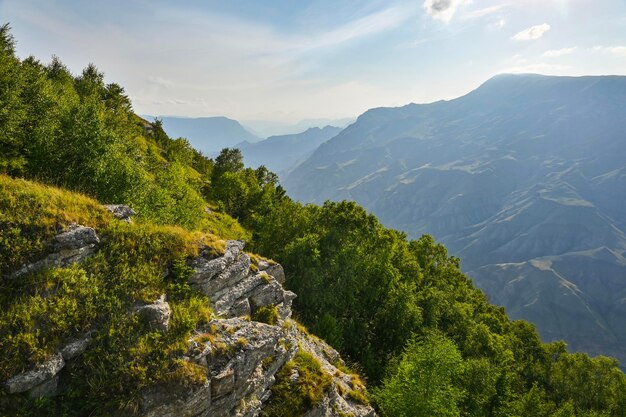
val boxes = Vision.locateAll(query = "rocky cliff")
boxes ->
[2,204,375,417]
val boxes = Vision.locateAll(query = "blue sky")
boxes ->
[2,0,626,123]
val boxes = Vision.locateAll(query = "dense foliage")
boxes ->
[2,24,626,416]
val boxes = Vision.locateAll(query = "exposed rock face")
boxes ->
[104,204,136,222]
[4,238,375,416]
[139,240,376,417]
[10,224,99,279]
[188,241,295,320]
[60,332,94,361]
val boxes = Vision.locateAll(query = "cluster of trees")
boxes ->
[0,24,281,230]
[248,200,626,416]
[2,24,625,416]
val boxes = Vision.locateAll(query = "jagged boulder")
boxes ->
[54,224,99,250]
[189,241,294,319]
[140,318,297,417]
[136,295,171,331]
[138,239,376,417]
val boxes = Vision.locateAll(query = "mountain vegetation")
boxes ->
[283,73,626,367]
[1,24,626,416]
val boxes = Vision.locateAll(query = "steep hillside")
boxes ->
[284,74,626,364]
[152,116,261,154]
[238,126,342,176]
[0,175,374,417]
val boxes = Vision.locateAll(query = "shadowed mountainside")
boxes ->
[284,74,626,365]
[237,125,343,177]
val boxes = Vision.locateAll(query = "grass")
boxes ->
[0,174,111,277]
[0,175,228,415]
[252,305,280,325]
[261,350,333,417]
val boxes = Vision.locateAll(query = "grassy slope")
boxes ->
[0,174,247,415]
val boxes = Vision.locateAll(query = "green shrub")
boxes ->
[252,305,279,325]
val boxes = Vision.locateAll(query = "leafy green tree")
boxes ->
[0,24,26,174]
[212,147,244,182]
[374,333,465,417]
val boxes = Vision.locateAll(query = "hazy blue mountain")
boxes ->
[284,74,626,365]
[242,117,354,137]
[237,126,343,176]
[146,116,261,154]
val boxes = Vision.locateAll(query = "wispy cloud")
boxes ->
[543,47,577,57]
[423,0,469,23]
[512,23,551,41]
[301,4,417,51]
[461,5,507,20]
[592,45,626,58]
[500,63,570,74]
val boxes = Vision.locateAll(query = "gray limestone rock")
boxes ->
[141,382,211,417]
[265,264,286,284]
[189,240,248,296]
[10,224,99,279]
[28,375,60,398]
[104,204,136,222]
[4,353,65,394]
[211,367,235,399]
[60,332,94,360]
[136,295,171,331]
[54,224,99,250]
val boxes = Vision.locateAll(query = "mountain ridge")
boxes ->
[283,73,626,365]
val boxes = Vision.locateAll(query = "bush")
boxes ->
[252,305,279,325]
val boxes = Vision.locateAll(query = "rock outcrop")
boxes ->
[4,331,95,398]
[10,224,100,279]
[138,240,376,417]
[4,235,375,416]
[104,204,136,222]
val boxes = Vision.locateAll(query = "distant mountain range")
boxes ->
[144,116,261,154]
[237,126,343,176]
[283,74,626,365]
[242,117,354,137]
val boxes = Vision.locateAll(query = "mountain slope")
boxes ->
[238,125,342,176]
[151,116,261,154]
[284,74,626,365]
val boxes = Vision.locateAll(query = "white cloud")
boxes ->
[461,5,507,20]
[423,0,469,23]
[512,23,551,41]
[494,18,507,28]
[543,47,577,57]
[592,46,626,58]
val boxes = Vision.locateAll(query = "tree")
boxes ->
[374,333,465,417]
[0,24,26,174]
[212,147,244,183]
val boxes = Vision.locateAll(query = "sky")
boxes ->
[2,0,626,124]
